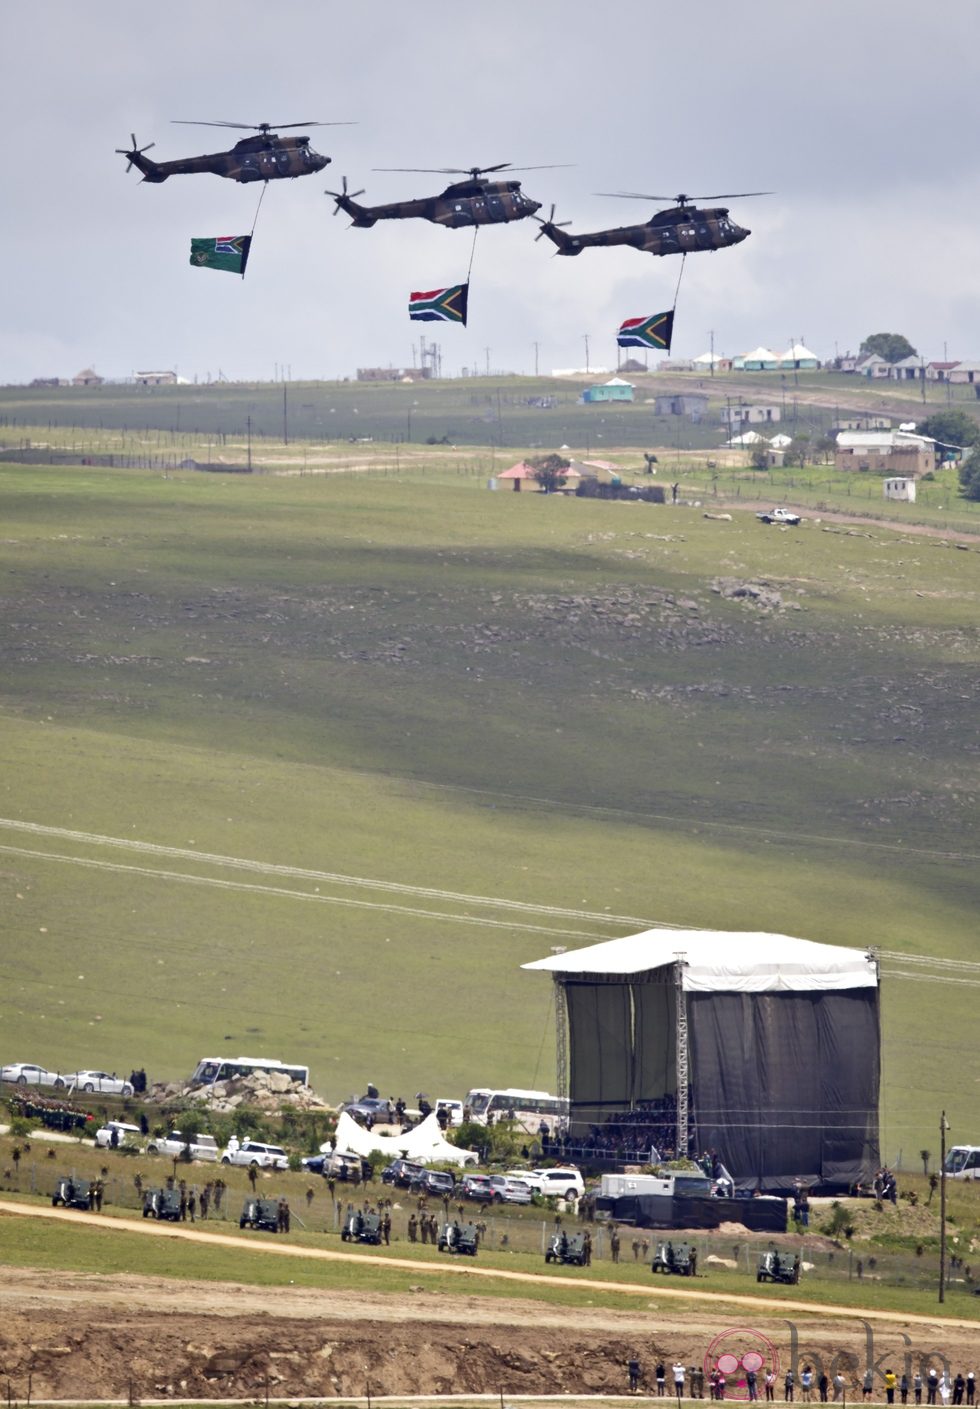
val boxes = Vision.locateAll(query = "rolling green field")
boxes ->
[0,408,978,1163]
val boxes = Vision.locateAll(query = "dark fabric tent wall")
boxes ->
[565,977,675,1125]
[688,987,880,1190]
[561,967,879,1192]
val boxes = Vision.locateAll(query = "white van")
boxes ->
[145,1131,220,1162]
[436,1099,464,1127]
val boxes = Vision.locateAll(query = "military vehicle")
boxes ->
[116,120,351,185]
[240,1197,282,1231]
[757,1250,801,1284]
[544,1231,588,1266]
[142,1188,182,1221]
[52,1176,91,1210]
[341,1209,383,1244]
[651,1240,698,1276]
[328,163,564,229]
[534,191,768,258]
[437,1221,479,1256]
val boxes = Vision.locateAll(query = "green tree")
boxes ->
[920,1148,931,1176]
[786,434,811,468]
[527,453,570,493]
[918,411,980,498]
[859,332,917,363]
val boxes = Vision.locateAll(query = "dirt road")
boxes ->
[1,1202,977,1402]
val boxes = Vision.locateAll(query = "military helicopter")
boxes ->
[534,190,769,257]
[327,163,567,229]
[116,120,352,184]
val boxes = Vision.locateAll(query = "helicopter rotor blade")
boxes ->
[595,189,773,203]
[116,135,155,172]
[172,119,355,131]
[534,205,572,239]
[325,176,365,212]
[372,163,573,176]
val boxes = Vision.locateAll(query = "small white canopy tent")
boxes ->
[333,1111,478,1166]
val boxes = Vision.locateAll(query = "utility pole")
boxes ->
[709,328,715,377]
[283,384,288,445]
[246,414,252,472]
[583,333,590,374]
[939,1110,949,1303]
[484,346,491,377]
[533,341,539,377]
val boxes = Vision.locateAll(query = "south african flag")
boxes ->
[189,234,252,277]
[617,310,674,351]
[408,283,468,324]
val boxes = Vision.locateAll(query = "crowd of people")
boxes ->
[544,1095,681,1163]
[624,1363,978,1403]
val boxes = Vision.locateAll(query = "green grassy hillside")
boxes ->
[0,454,977,1163]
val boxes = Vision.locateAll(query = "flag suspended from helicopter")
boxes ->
[617,310,674,351]
[189,234,252,277]
[408,283,468,325]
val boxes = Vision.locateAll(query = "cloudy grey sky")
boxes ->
[3,1,979,383]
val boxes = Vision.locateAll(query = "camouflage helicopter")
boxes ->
[327,162,567,229]
[534,189,769,257]
[116,119,352,185]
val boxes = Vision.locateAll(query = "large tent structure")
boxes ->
[523,930,880,1191]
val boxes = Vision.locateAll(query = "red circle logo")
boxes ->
[705,1328,780,1401]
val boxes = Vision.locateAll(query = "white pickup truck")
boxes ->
[145,1131,220,1162]
[756,507,802,525]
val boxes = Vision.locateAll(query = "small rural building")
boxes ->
[733,346,780,371]
[835,430,935,477]
[582,377,634,403]
[854,353,891,379]
[357,366,432,381]
[948,361,980,385]
[925,361,959,382]
[838,352,860,372]
[72,367,103,386]
[833,415,891,432]
[777,343,820,370]
[693,351,733,372]
[497,461,581,492]
[889,355,922,382]
[883,477,917,502]
[720,403,781,428]
[135,370,178,386]
[655,393,709,418]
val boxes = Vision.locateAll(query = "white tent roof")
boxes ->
[779,343,819,362]
[522,928,877,993]
[332,1111,478,1166]
[603,376,634,386]
[768,433,793,448]
[740,346,778,362]
[728,430,766,445]
[693,351,724,365]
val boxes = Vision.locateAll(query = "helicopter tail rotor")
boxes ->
[533,205,575,253]
[325,176,373,226]
[116,134,164,181]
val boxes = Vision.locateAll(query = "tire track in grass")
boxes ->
[0,817,658,928]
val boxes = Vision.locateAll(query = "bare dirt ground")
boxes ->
[1,1206,976,1402]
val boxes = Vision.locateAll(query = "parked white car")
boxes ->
[530,1166,585,1199]
[95,1121,142,1150]
[145,1131,220,1161]
[220,1138,289,1170]
[435,1098,464,1127]
[58,1070,134,1096]
[1,1062,61,1087]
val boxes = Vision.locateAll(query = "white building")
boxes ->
[884,477,917,502]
